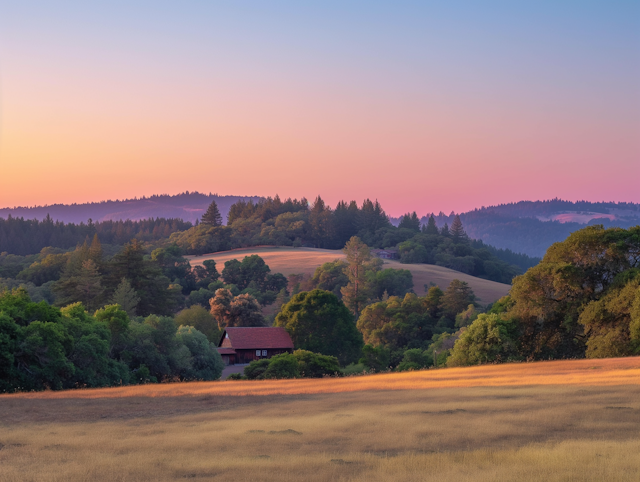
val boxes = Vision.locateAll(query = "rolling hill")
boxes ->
[401,200,640,258]
[0,192,260,224]
[187,247,511,304]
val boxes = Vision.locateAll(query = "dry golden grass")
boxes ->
[2,358,640,481]
[187,247,510,303]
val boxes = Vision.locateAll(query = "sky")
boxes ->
[0,1,638,216]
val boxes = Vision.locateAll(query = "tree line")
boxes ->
[440,225,640,366]
[0,290,224,392]
[0,215,191,256]
[170,196,533,284]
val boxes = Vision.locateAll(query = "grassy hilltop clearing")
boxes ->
[2,358,640,481]
[187,247,511,304]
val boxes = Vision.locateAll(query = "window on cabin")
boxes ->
[262,350,267,357]
[256,350,261,357]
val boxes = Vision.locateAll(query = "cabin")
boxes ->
[217,327,294,365]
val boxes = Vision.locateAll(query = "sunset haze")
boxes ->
[1,1,638,215]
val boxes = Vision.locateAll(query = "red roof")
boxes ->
[218,327,294,350]
[217,348,236,355]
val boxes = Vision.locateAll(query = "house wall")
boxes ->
[220,354,236,366]
[234,348,293,365]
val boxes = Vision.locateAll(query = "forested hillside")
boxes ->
[0,216,191,256]
[170,196,532,283]
[390,199,640,258]
[5,194,638,258]
[0,192,260,225]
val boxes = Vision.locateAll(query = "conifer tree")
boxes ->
[450,215,466,243]
[75,259,104,311]
[441,223,450,237]
[309,196,335,248]
[399,211,420,231]
[201,201,223,226]
[88,234,103,265]
[111,278,141,317]
[424,215,439,235]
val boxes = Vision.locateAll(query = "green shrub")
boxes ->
[263,353,300,379]
[396,348,431,371]
[359,344,390,372]
[226,373,246,380]
[244,359,270,380]
[293,350,341,378]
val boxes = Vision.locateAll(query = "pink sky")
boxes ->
[1,3,638,217]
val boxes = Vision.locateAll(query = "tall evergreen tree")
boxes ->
[450,215,466,243]
[88,234,103,265]
[75,259,104,311]
[53,242,95,307]
[309,196,335,248]
[201,201,223,226]
[424,215,439,235]
[398,212,420,232]
[334,200,359,247]
[110,278,141,317]
[108,240,170,316]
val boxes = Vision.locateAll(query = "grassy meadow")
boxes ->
[2,358,640,481]
[187,247,510,303]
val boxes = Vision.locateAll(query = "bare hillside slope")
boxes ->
[188,247,510,304]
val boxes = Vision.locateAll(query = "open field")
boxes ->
[2,358,640,481]
[187,247,511,303]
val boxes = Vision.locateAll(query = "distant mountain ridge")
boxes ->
[467,199,640,221]
[3,195,639,259]
[0,192,261,225]
[390,199,640,258]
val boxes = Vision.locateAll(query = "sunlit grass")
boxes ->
[6,357,640,400]
[2,358,640,481]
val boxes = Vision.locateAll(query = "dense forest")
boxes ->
[0,216,191,256]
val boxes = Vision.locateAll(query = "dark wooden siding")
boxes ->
[234,348,293,364]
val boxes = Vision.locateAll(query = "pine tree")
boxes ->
[441,223,450,237]
[398,211,420,232]
[75,259,104,311]
[334,200,359,247]
[309,196,335,248]
[110,278,141,317]
[424,215,439,235]
[201,201,223,226]
[450,215,466,243]
[88,234,103,265]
